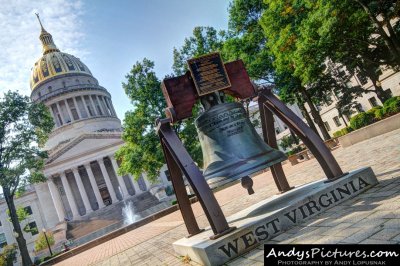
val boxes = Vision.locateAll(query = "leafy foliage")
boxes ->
[173,27,226,75]
[0,91,53,265]
[116,59,203,183]
[382,96,400,115]
[115,59,167,183]
[34,231,55,252]
[333,126,354,138]
[279,134,299,150]
[0,244,17,266]
[349,112,375,130]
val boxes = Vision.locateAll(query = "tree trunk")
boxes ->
[371,80,391,103]
[299,87,331,140]
[297,98,320,137]
[3,187,33,266]
[355,0,400,65]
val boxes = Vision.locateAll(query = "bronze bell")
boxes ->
[195,102,287,191]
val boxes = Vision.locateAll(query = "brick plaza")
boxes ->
[56,128,400,265]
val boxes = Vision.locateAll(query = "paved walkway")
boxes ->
[56,128,400,266]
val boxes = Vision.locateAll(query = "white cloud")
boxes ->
[0,0,86,96]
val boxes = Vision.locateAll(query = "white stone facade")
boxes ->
[0,20,161,262]
[312,68,400,136]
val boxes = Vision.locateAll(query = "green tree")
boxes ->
[0,244,17,266]
[293,0,393,103]
[223,0,275,83]
[34,231,55,252]
[0,91,53,266]
[173,26,226,75]
[115,59,202,183]
[260,0,344,140]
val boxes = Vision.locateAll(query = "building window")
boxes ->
[24,206,33,215]
[76,96,88,118]
[24,221,38,236]
[356,72,368,85]
[84,96,94,116]
[368,97,378,107]
[356,104,364,112]
[324,121,331,131]
[67,98,80,120]
[0,233,7,248]
[48,86,52,92]
[333,116,342,127]
[51,104,62,127]
[62,81,66,88]
[58,186,65,196]
[385,89,393,97]
[91,95,103,115]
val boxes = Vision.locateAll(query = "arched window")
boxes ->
[48,86,52,92]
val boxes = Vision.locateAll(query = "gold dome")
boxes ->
[30,14,93,91]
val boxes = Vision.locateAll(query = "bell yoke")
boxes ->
[157,53,344,239]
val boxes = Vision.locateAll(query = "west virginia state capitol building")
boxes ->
[0,19,169,259]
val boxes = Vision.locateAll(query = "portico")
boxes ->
[46,155,148,221]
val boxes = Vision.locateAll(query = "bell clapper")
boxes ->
[241,176,254,195]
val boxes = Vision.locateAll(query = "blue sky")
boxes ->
[0,0,230,120]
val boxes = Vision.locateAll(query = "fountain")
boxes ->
[122,201,139,225]
[119,186,139,225]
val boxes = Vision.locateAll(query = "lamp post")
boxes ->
[42,228,53,256]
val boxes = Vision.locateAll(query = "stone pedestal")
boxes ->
[173,167,378,266]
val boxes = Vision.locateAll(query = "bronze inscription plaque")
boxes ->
[187,52,231,96]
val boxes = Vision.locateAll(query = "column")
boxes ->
[96,95,106,116]
[72,167,92,214]
[81,96,92,117]
[130,174,142,195]
[105,97,116,116]
[110,156,129,199]
[55,102,65,124]
[64,99,74,122]
[48,177,65,222]
[89,95,99,116]
[99,96,110,116]
[98,159,118,203]
[60,171,80,218]
[142,173,152,190]
[72,97,83,119]
[84,163,105,209]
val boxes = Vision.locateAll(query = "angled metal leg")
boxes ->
[160,138,202,236]
[258,88,343,180]
[157,118,235,238]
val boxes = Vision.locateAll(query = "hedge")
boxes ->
[335,96,400,136]
[349,112,375,130]
[382,96,400,116]
[333,126,353,138]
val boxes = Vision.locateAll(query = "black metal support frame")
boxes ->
[156,87,343,239]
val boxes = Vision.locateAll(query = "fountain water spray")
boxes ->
[119,186,139,225]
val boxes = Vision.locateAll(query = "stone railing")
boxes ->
[338,112,400,148]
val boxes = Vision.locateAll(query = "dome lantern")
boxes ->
[35,13,60,55]
[30,14,93,91]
